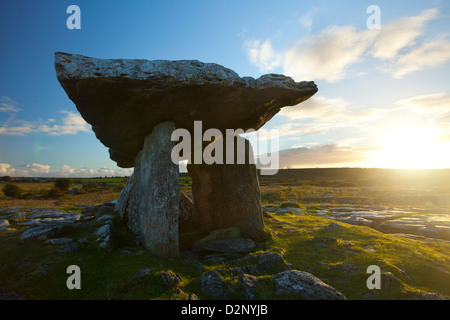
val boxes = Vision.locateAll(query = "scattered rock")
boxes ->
[185,293,199,300]
[308,236,337,246]
[323,222,344,231]
[381,272,403,290]
[239,274,259,300]
[272,270,346,300]
[404,291,449,300]
[45,237,73,245]
[161,271,183,287]
[258,252,285,271]
[77,237,89,244]
[0,220,10,231]
[129,268,151,281]
[20,224,73,244]
[98,214,115,222]
[36,264,51,276]
[0,287,27,300]
[200,270,227,299]
[280,202,301,209]
[97,205,114,218]
[363,245,377,252]
[341,262,361,274]
[230,265,260,277]
[203,253,226,263]
[57,243,79,253]
[18,259,32,270]
[94,224,111,238]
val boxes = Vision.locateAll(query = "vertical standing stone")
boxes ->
[187,135,266,242]
[127,121,180,258]
[115,174,133,223]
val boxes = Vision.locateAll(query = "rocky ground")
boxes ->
[264,202,450,243]
[1,198,449,300]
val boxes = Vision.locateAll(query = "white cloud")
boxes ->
[244,8,450,82]
[371,8,439,60]
[13,164,51,177]
[389,38,450,78]
[284,26,375,82]
[298,7,318,30]
[396,92,450,115]
[276,95,385,138]
[0,96,21,113]
[244,38,282,73]
[0,163,15,176]
[1,163,133,178]
[277,143,373,168]
[0,110,91,136]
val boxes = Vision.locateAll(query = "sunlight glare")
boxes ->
[370,126,450,169]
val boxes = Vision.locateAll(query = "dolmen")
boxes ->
[55,52,318,257]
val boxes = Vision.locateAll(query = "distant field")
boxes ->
[2,168,450,208]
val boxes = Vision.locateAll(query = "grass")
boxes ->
[1,206,449,300]
[1,168,449,299]
[264,209,450,299]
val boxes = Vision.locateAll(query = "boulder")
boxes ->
[20,224,73,244]
[258,252,285,271]
[381,272,403,290]
[54,52,318,168]
[200,270,227,299]
[0,220,10,231]
[239,274,259,300]
[160,271,183,287]
[44,237,73,245]
[272,270,346,300]
[280,202,301,209]
[129,268,152,281]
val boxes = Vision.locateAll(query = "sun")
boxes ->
[369,125,450,169]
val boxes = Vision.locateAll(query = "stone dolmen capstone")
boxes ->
[55,52,318,258]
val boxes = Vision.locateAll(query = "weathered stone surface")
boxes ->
[20,224,73,244]
[280,202,301,209]
[192,238,256,254]
[55,52,318,168]
[44,237,73,245]
[272,270,346,300]
[115,174,133,222]
[127,122,180,258]
[239,274,259,300]
[258,252,285,271]
[187,137,266,242]
[160,271,183,287]
[0,220,10,231]
[179,193,196,226]
[130,268,151,281]
[381,272,403,290]
[200,270,227,299]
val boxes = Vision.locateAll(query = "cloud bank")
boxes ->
[245,8,450,82]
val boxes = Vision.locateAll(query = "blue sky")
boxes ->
[1,0,450,177]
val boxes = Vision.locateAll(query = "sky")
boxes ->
[1,0,450,177]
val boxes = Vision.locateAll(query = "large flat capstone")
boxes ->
[55,52,318,167]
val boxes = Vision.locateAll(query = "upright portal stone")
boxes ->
[127,122,180,258]
[115,174,133,223]
[187,136,266,242]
